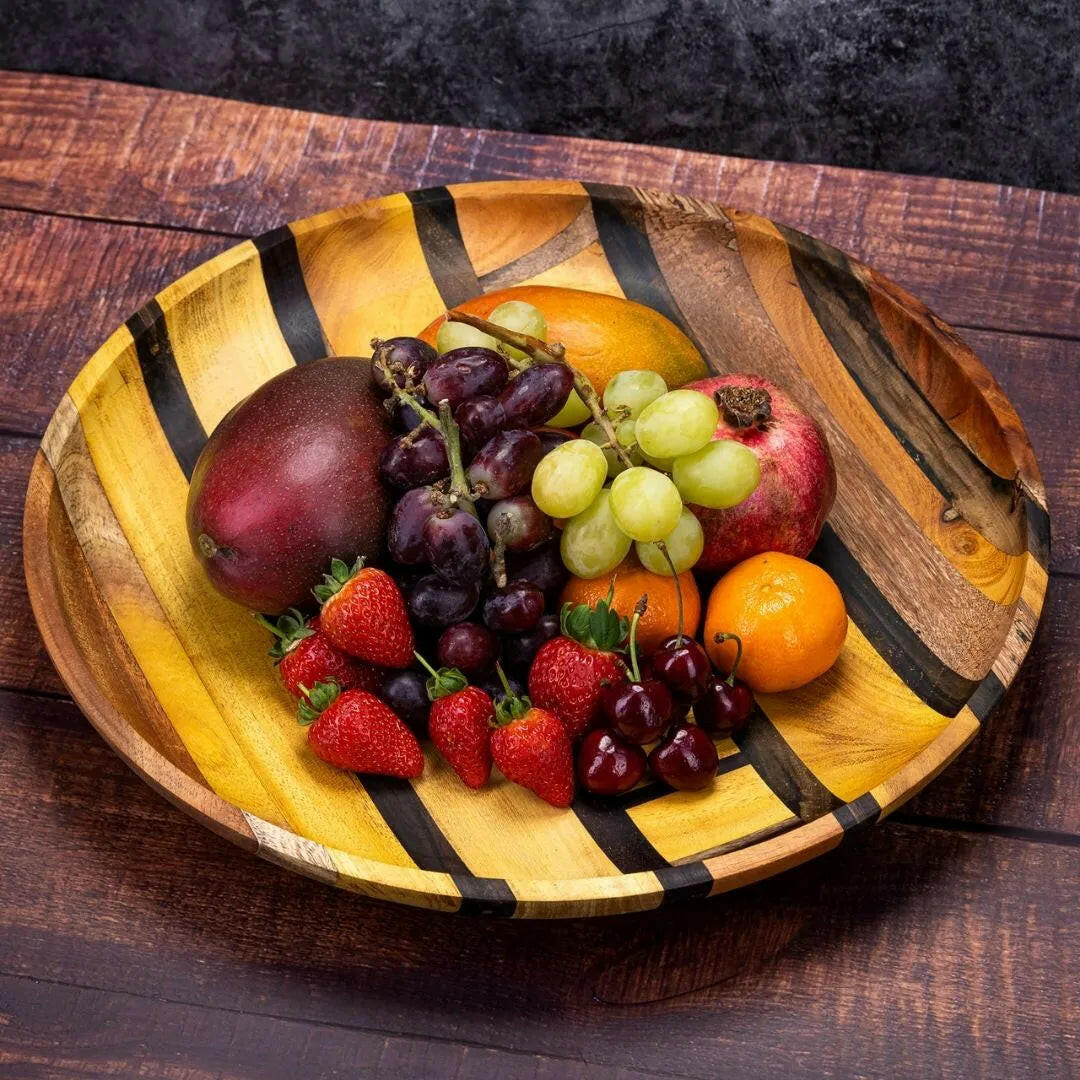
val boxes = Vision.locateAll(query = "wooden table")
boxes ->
[1,72,1076,1079]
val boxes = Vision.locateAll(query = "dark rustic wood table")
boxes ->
[1,72,1076,1080]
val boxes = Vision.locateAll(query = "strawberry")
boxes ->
[298,680,424,777]
[257,609,382,698]
[314,557,414,668]
[489,672,574,807]
[417,655,493,789]
[527,592,628,738]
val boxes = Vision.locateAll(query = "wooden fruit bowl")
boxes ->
[23,181,1049,917]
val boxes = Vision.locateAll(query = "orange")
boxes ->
[418,285,707,394]
[559,555,701,655]
[704,552,847,693]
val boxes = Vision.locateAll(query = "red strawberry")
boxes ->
[489,670,573,807]
[298,680,423,777]
[314,557,413,668]
[528,593,628,738]
[417,656,494,788]
[258,609,382,698]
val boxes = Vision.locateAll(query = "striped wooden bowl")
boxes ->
[24,181,1049,917]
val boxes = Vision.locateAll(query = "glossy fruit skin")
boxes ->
[371,337,438,394]
[490,706,574,807]
[455,396,506,451]
[487,496,552,552]
[186,357,391,613]
[429,686,494,789]
[483,582,545,633]
[408,574,481,627]
[529,637,625,738]
[377,669,430,736]
[600,678,673,744]
[378,427,449,489]
[277,615,382,698]
[422,509,490,585]
[648,723,718,790]
[682,373,836,572]
[467,429,543,500]
[305,688,424,777]
[497,362,575,427]
[423,347,509,410]
[694,675,754,736]
[503,613,561,675]
[319,564,414,668]
[704,552,847,692]
[387,486,440,565]
[649,635,711,703]
[577,728,647,795]
[506,540,569,599]
[437,623,499,677]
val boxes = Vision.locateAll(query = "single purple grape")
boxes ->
[487,495,553,552]
[455,396,507,452]
[437,623,500,677]
[423,347,508,411]
[377,669,430,736]
[466,429,543,500]
[483,581,545,632]
[408,574,481,627]
[498,363,575,428]
[387,486,440,565]
[378,427,448,489]
[423,508,490,585]
[371,337,437,394]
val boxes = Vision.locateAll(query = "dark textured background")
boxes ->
[5,0,1079,194]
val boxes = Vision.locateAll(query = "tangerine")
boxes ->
[704,552,847,693]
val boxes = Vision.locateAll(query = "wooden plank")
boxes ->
[0,72,1078,339]
[0,695,1075,1078]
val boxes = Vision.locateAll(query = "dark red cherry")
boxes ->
[600,678,673,744]
[577,728,647,796]
[648,723,718,790]
[694,675,754,736]
[649,635,711,703]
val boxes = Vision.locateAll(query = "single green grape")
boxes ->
[602,370,668,421]
[636,507,704,575]
[560,490,632,579]
[436,318,498,354]
[531,439,607,518]
[672,439,761,509]
[582,419,643,477]
[608,466,683,543]
[548,385,592,427]
[635,389,719,459]
[489,300,546,361]
[641,449,676,473]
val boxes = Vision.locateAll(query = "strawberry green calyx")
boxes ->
[414,652,468,701]
[312,556,365,604]
[297,679,341,725]
[491,663,532,726]
[254,607,315,660]
[559,585,629,652]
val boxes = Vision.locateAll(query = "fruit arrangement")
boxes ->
[186,286,845,807]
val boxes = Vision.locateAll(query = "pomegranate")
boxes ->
[682,373,835,573]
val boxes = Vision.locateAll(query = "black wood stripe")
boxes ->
[1024,495,1051,570]
[811,526,980,715]
[126,300,207,480]
[656,861,714,904]
[834,791,882,835]
[777,222,1023,555]
[733,708,842,822]
[967,670,1006,722]
[405,186,482,307]
[584,182,707,355]
[361,775,515,913]
[572,794,669,874]
[253,226,328,364]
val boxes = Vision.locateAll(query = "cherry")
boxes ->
[648,723,718,790]
[437,622,499,677]
[649,634,711,703]
[599,597,673,744]
[693,632,754,735]
[577,728,647,796]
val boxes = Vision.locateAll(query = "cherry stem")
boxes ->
[628,595,648,684]
[713,632,744,684]
[445,310,634,469]
[437,399,474,508]
[655,541,684,645]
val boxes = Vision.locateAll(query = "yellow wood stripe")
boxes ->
[68,333,418,871]
[518,240,627,295]
[156,240,297,432]
[731,211,1027,607]
[291,195,447,355]
[754,619,957,802]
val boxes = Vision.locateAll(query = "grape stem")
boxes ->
[445,310,635,469]
[655,541,684,645]
[437,399,473,508]
[372,354,442,431]
[489,520,509,589]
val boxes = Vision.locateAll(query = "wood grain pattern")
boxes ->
[22,180,1049,917]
